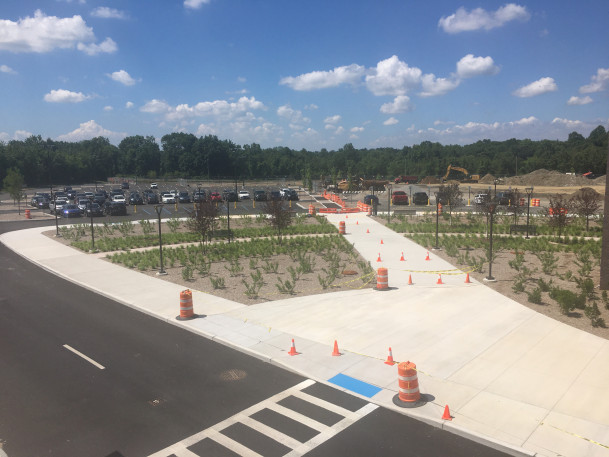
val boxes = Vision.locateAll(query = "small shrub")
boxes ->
[181,265,193,281]
[512,278,526,294]
[550,288,584,315]
[584,302,605,328]
[276,277,296,294]
[166,217,182,233]
[535,251,558,275]
[210,276,225,289]
[140,219,155,236]
[224,258,243,277]
[526,287,543,304]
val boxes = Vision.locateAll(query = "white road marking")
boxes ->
[62,344,105,370]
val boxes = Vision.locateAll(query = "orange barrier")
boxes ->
[397,361,421,403]
[339,221,346,235]
[438,203,443,215]
[408,274,413,285]
[25,209,31,219]
[532,198,540,207]
[520,198,526,206]
[288,338,298,356]
[332,340,341,356]
[437,274,443,285]
[442,405,452,420]
[399,252,405,261]
[177,289,195,320]
[376,267,388,290]
[385,347,395,365]
[308,204,315,216]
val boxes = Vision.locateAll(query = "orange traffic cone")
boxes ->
[380,239,384,244]
[399,252,405,261]
[288,339,298,356]
[356,220,359,225]
[366,228,370,233]
[332,340,341,356]
[377,253,382,262]
[345,215,348,219]
[442,405,452,420]
[425,251,430,261]
[464,273,471,283]
[385,347,395,365]
[437,274,443,285]
[408,274,413,285]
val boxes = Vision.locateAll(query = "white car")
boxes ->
[162,193,176,204]
[238,190,250,200]
[150,182,158,189]
[112,195,126,203]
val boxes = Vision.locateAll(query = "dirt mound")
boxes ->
[504,169,605,187]
[420,176,441,184]
[478,173,496,184]
[570,187,601,198]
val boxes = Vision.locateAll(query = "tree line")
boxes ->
[0,126,606,187]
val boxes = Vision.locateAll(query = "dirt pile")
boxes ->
[478,174,496,184]
[503,169,605,187]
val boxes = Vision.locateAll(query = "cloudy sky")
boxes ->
[0,1,607,149]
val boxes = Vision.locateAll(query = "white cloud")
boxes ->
[277,105,310,128]
[108,69,138,86]
[420,75,460,97]
[579,68,609,94]
[512,77,557,97]
[383,117,399,126]
[125,101,134,109]
[91,7,127,19]
[365,55,422,96]
[380,95,413,114]
[279,63,365,91]
[334,126,345,135]
[439,4,530,33]
[140,99,171,113]
[551,117,585,129]
[56,120,127,143]
[103,105,113,111]
[0,64,16,74]
[0,10,94,53]
[324,115,341,124]
[0,129,33,142]
[304,104,318,110]
[350,126,364,133]
[567,95,593,106]
[184,0,211,9]
[77,37,117,55]
[44,89,91,103]
[456,54,499,78]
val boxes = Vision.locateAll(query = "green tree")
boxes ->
[3,167,25,211]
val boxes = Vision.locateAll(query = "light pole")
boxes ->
[154,205,167,275]
[54,195,60,237]
[88,202,95,251]
[485,203,497,282]
[494,179,499,198]
[434,191,440,250]
[525,187,534,239]
[387,185,392,223]
[226,195,231,243]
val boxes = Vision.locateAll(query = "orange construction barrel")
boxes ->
[339,220,346,235]
[177,289,195,320]
[520,198,526,206]
[376,267,388,290]
[25,209,31,219]
[438,203,443,215]
[397,361,421,403]
[308,204,315,216]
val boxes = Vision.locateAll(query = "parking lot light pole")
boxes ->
[434,192,440,250]
[525,187,534,239]
[485,203,497,282]
[88,202,95,251]
[54,196,60,237]
[154,205,167,275]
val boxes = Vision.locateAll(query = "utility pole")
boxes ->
[600,144,609,289]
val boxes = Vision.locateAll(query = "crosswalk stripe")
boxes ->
[265,402,330,433]
[206,428,264,457]
[292,389,355,417]
[239,415,303,450]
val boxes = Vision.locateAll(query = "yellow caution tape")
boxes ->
[540,422,609,450]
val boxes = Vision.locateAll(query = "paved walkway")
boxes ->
[2,214,609,457]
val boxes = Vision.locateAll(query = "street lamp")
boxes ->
[88,202,95,251]
[226,195,231,243]
[525,187,534,239]
[485,203,497,282]
[494,179,500,198]
[54,195,60,237]
[387,184,392,223]
[434,191,440,250]
[154,204,167,275]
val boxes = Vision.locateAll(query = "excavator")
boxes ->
[442,165,480,183]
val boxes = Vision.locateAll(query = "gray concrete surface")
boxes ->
[2,212,609,457]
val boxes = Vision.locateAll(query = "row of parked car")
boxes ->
[157,187,300,204]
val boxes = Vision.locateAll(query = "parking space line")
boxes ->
[62,344,105,370]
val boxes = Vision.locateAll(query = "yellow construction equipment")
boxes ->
[442,165,479,183]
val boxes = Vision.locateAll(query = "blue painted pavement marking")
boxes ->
[328,373,382,398]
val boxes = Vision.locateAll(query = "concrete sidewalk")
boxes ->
[2,214,609,457]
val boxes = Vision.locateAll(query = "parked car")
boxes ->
[30,196,43,207]
[192,190,206,202]
[150,182,158,189]
[283,189,299,201]
[161,193,176,204]
[253,190,267,201]
[210,192,222,202]
[178,191,190,203]
[112,194,126,204]
[474,193,490,205]
[412,192,428,205]
[111,189,124,198]
[85,203,104,217]
[129,193,144,205]
[269,190,282,201]
[391,191,409,205]
[61,204,82,218]
[223,190,238,202]
[84,191,94,200]
[77,198,90,213]
[64,187,77,200]
[104,201,127,216]
[238,190,250,200]
[363,194,379,205]
[49,198,68,214]
[494,192,514,205]
[36,197,50,209]
[143,191,159,204]
[121,182,130,189]
[93,193,106,205]
[279,188,292,198]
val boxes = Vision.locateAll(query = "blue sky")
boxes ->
[0,1,607,150]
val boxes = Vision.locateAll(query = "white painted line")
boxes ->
[63,344,105,370]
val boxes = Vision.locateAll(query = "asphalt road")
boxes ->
[0,220,510,457]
